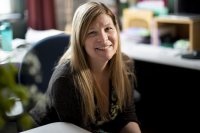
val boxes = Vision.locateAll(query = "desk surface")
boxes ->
[0,29,64,64]
[0,47,27,64]
[121,38,200,71]
[20,122,90,133]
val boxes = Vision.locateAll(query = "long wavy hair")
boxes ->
[58,1,135,124]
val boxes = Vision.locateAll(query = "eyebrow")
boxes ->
[88,22,113,30]
[104,22,112,26]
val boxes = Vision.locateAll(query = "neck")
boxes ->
[90,60,109,75]
[90,61,110,88]
[90,60,110,114]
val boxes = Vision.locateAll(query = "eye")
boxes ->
[105,27,113,32]
[87,31,97,37]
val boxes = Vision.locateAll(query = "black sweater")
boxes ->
[29,61,139,133]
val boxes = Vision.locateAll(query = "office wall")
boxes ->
[55,0,87,31]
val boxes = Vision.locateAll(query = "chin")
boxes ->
[102,54,115,61]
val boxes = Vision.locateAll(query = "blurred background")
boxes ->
[1,1,200,133]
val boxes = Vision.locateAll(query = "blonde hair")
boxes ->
[58,2,134,124]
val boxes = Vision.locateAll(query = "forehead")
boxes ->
[89,14,114,28]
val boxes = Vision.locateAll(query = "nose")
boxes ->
[98,30,108,43]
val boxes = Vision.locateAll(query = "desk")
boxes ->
[20,122,90,133]
[0,29,64,64]
[121,36,200,132]
[121,37,200,71]
[0,47,28,64]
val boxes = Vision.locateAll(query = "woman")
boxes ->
[30,2,141,133]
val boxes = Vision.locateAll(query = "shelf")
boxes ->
[153,15,200,51]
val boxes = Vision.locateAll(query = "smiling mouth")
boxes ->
[95,45,112,51]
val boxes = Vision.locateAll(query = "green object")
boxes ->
[173,39,189,50]
[154,7,169,16]
[160,42,174,48]
[0,63,45,130]
[0,22,13,51]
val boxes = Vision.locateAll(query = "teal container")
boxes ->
[0,22,13,51]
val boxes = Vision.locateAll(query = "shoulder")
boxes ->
[46,60,75,95]
[47,60,75,86]
[122,53,134,65]
[122,53,135,72]
[53,60,73,78]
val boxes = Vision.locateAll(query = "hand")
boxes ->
[120,122,141,133]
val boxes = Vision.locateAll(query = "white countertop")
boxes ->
[121,38,200,71]
[0,29,64,65]
[20,122,91,133]
[0,47,27,64]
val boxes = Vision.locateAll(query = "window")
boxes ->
[0,0,12,14]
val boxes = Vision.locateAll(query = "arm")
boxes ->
[50,76,83,126]
[120,122,141,133]
[114,99,141,133]
[47,63,84,126]
[117,102,141,133]
[119,55,141,133]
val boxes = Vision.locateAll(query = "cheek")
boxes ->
[84,39,94,53]
[112,34,118,49]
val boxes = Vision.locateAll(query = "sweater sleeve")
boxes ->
[29,63,84,127]
[48,65,84,127]
[108,97,140,132]
[100,95,140,133]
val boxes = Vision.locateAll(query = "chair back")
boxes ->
[18,33,70,93]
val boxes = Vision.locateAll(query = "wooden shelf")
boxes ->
[152,15,200,51]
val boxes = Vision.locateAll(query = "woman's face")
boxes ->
[84,14,118,65]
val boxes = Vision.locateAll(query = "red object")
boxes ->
[27,0,56,30]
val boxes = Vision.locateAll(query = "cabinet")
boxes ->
[153,15,200,51]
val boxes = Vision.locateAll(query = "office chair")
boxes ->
[18,33,70,93]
